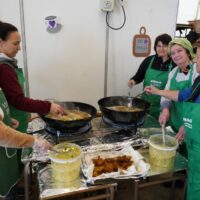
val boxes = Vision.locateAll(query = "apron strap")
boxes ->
[149,56,155,69]
[168,61,173,71]
[0,61,19,78]
[0,61,18,70]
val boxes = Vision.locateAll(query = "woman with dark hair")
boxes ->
[0,21,65,133]
[0,21,64,199]
[128,33,176,119]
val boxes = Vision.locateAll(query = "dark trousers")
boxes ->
[3,186,17,200]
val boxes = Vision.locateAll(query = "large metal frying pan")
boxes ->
[98,96,150,124]
[39,101,97,131]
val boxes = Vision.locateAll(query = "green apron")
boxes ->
[9,67,28,132]
[169,64,194,132]
[169,64,194,158]
[0,89,21,197]
[182,102,200,200]
[142,56,172,119]
[0,61,29,132]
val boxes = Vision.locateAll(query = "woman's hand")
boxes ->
[159,108,170,127]
[128,79,136,88]
[33,137,52,153]
[11,118,19,129]
[49,103,66,115]
[144,85,160,95]
[176,126,185,144]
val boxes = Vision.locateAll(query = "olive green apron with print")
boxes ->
[183,102,200,200]
[169,64,194,158]
[0,61,29,132]
[0,89,21,197]
[9,67,29,133]
[8,64,29,183]
[142,56,172,119]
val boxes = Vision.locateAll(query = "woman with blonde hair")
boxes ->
[159,38,199,157]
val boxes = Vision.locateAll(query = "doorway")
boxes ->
[176,0,199,38]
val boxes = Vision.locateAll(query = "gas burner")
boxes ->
[101,116,144,129]
[101,129,138,144]
[44,122,91,140]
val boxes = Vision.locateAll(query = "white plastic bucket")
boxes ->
[148,134,178,172]
[49,142,82,182]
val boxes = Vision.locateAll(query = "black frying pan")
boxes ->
[98,96,150,124]
[39,101,97,131]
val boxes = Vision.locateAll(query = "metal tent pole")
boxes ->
[104,15,110,97]
[19,0,30,97]
[195,0,200,19]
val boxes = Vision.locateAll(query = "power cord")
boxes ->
[106,0,126,30]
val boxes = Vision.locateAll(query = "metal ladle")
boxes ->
[127,89,132,108]
[161,125,166,145]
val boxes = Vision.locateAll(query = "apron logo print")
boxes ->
[150,80,162,88]
[183,117,192,129]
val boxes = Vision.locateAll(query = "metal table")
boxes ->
[39,181,117,200]
[24,115,188,200]
[37,151,187,200]
[133,123,188,200]
[133,151,187,200]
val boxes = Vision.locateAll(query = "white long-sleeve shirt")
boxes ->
[160,63,199,109]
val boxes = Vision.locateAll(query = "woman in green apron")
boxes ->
[144,41,200,199]
[0,21,65,133]
[144,78,200,200]
[159,38,197,130]
[181,44,200,200]
[0,21,64,199]
[128,33,175,119]
[159,38,199,158]
[0,88,20,199]
[144,81,200,200]
[0,88,51,198]
[183,101,200,200]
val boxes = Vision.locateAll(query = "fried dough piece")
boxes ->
[92,155,133,177]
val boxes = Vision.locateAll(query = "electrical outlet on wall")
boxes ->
[101,0,115,12]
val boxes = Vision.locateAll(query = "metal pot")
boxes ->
[39,101,97,131]
[98,96,150,124]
